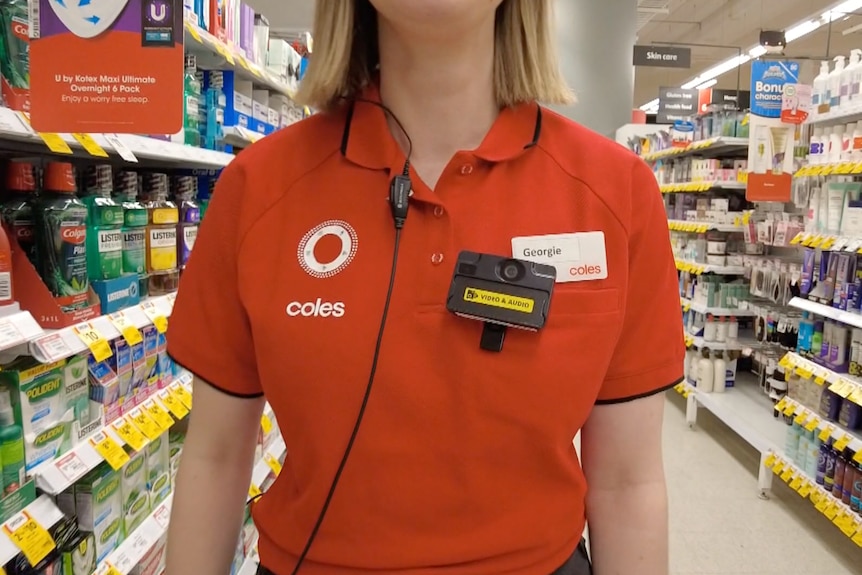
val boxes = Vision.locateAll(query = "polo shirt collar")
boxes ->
[340,83,543,170]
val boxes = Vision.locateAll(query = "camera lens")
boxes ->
[498,259,525,283]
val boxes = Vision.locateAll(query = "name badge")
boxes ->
[511,232,608,283]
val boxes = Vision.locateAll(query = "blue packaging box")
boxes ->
[91,274,141,314]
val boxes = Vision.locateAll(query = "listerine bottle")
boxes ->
[183,54,201,147]
[172,176,200,270]
[142,173,179,295]
[114,171,148,297]
[81,165,124,281]
[204,71,226,151]
[0,160,37,266]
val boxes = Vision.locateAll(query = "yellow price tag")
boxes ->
[853,450,862,464]
[72,133,109,157]
[16,112,73,154]
[103,564,123,575]
[261,414,273,435]
[108,313,143,346]
[158,389,190,419]
[783,403,797,417]
[849,388,862,405]
[764,454,777,469]
[2,512,56,566]
[141,302,168,334]
[798,481,813,498]
[74,323,113,363]
[789,476,804,491]
[815,496,831,513]
[215,42,236,64]
[185,21,202,42]
[772,460,785,474]
[248,484,262,499]
[853,529,862,547]
[778,356,792,369]
[111,417,148,452]
[805,417,820,432]
[815,375,827,386]
[793,412,808,426]
[834,434,852,452]
[128,407,164,440]
[172,385,193,409]
[825,503,840,520]
[780,467,795,483]
[238,56,252,71]
[775,398,788,411]
[89,431,130,470]
[819,425,835,442]
[829,380,853,398]
[144,399,175,430]
[790,232,805,245]
[264,452,283,476]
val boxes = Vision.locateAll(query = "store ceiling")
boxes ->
[247,0,862,111]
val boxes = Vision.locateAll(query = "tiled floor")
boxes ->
[664,394,861,575]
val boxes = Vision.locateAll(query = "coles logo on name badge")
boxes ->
[297,220,359,279]
[511,232,608,283]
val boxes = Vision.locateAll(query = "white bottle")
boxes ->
[713,352,727,394]
[830,55,847,110]
[852,122,862,161]
[697,351,715,393]
[810,127,825,165]
[830,125,845,164]
[703,314,717,342]
[715,316,728,343]
[685,348,698,383]
[845,49,862,106]
[843,123,855,162]
[813,60,831,112]
[823,127,834,164]
[728,316,739,340]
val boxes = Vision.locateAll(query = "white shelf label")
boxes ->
[55,452,88,483]
[0,319,23,350]
[34,333,74,363]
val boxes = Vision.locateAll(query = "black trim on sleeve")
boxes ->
[594,376,683,406]
[167,352,265,400]
[523,106,543,150]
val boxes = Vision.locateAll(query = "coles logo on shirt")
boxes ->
[297,220,358,279]
[511,232,608,283]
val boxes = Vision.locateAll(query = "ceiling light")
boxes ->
[785,20,821,42]
[640,98,660,112]
[696,79,718,90]
[749,46,768,58]
[822,0,862,22]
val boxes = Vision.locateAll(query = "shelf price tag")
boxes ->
[248,484,262,499]
[184,21,202,42]
[818,425,835,442]
[763,454,777,469]
[789,476,804,492]
[89,431,131,470]
[782,403,796,417]
[158,389,189,419]
[798,481,813,498]
[73,323,113,363]
[853,450,862,464]
[111,417,148,452]
[804,417,820,432]
[128,407,164,440]
[109,312,143,346]
[833,434,852,452]
[0,320,23,351]
[72,134,109,157]
[2,511,56,566]
[780,467,795,483]
[793,412,807,426]
[103,134,139,163]
[172,385,192,410]
[141,302,168,334]
[264,452,283,476]
[260,414,273,435]
[144,399,175,430]
[16,112,73,155]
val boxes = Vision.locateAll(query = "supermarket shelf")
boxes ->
[659,181,747,194]
[31,373,193,495]
[776,396,862,454]
[0,496,65,566]
[0,107,234,168]
[795,161,862,177]
[251,436,287,493]
[94,495,173,575]
[684,334,758,352]
[183,20,296,98]
[29,294,176,364]
[674,259,746,276]
[680,297,756,317]
[237,535,260,575]
[224,125,266,149]
[808,103,862,127]
[0,309,45,355]
[788,297,862,330]
[789,232,862,252]
[668,220,744,233]
[641,136,749,162]
[780,353,862,408]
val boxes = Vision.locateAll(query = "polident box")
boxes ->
[76,465,123,564]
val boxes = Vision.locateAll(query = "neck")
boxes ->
[377,17,499,170]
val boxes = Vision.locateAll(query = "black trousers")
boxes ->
[258,539,592,575]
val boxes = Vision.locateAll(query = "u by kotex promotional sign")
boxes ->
[29,0,184,133]
[747,60,800,203]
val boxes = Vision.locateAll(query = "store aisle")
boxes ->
[663,395,861,575]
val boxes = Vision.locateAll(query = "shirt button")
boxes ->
[433,206,445,217]
[431,253,445,265]
[460,164,474,175]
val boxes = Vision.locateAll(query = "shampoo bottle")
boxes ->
[697,349,715,393]
[114,172,148,297]
[35,162,89,312]
[810,127,825,165]
[143,174,179,295]
[0,387,24,495]
[830,56,847,110]
[82,165,124,281]
[713,351,726,393]
[813,60,831,111]
[846,49,862,105]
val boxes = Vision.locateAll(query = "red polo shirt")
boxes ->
[168,84,684,574]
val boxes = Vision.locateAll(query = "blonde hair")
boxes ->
[296,0,574,111]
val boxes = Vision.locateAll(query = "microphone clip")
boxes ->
[389,174,411,229]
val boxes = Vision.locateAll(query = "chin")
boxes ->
[370,0,502,27]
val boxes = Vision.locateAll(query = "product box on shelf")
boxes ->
[10,242,101,329]
[146,433,171,507]
[252,89,271,134]
[0,359,75,472]
[0,480,36,524]
[130,535,167,575]
[216,71,254,129]
[122,449,150,539]
[91,274,142,315]
[76,465,124,564]
[89,355,122,425]
[59,531,97,575]
[64,354,90,431]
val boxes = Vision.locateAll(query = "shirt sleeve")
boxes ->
[597,160,685,404]
[167,161,263,398]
